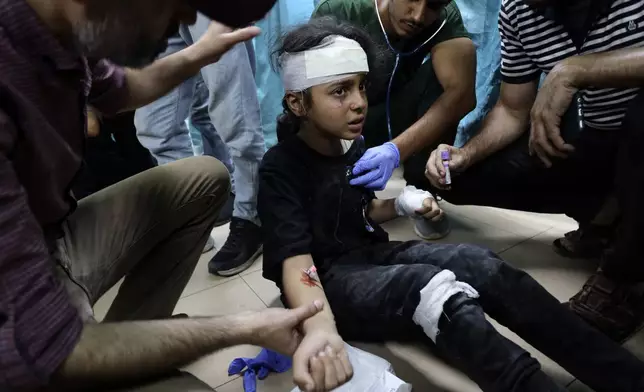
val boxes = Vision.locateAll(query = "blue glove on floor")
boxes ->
[350,142,400,190]
[228,349,292,392]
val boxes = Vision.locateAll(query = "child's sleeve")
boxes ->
[258,151,312,286]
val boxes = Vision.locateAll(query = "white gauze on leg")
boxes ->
[412,270,480,342]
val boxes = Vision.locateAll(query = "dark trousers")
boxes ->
[321,241,644,392]
[73,112,157,200]
[433,91,644,282]
[363,61,457,188]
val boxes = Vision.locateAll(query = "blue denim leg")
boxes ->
[134,34,196,165]
[186,14,265,224]
[190,75,236,193]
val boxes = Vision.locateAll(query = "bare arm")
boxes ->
[565,47,644,89]
[55,304,322,389]
[393,38,476,160]
[55,317,248,387]
[369,199,398,224]
[282,255,336,334]
[461,80,539,166]
[121,24,259,111]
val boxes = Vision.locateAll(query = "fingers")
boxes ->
[289,301,324,326]
[338,349,353,380]
[530,122,554,168]
[349,169,380,187]
[221,26,261,46]
[417,199,441,220]
[310,356,325,392]
[352,154,377,176]
[328,347,349,386]
[293,352,316,392]
[425,149,449,189]
[319,350,338,390]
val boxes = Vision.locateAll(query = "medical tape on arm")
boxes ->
[412,270,480,342]
[279,35,369,92]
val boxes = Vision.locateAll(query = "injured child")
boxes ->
[258,17,644,392]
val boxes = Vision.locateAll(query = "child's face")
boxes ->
[307,74,369,140]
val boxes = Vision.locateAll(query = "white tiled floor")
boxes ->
[93,173,644,391]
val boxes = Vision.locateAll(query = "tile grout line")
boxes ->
[240,274,271,307]
[179,276,241,300]
[498,226,554,255]
[212,374,242,390]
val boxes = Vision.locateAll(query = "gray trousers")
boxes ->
[55,156,229,390]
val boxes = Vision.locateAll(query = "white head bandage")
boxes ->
[279,35,369,92]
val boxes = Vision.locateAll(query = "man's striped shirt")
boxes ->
[499,0,644,130]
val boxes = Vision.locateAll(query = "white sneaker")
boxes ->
[413,216,451,240]
[202,236,216,254]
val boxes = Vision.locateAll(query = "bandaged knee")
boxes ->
[412,270,480,342]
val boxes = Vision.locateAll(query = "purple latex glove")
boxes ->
[350,142,400,190]
[228,349,292,392]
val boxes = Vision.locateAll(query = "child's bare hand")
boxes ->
[415,198,443,222]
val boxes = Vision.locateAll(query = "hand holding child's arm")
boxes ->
[282,255,353,392]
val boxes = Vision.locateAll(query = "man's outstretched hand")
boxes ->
[191,21,261,67]
[234,301,324,357]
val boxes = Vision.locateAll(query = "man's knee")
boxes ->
[160,156,231,212]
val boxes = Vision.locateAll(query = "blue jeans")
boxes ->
[135,14,265,223]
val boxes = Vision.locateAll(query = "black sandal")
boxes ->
[552,225,614,259]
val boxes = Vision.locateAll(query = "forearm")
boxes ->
[393,89,475,160]
[566,47,644,89]
[122,45,205,111]
[462,103,528,166]
[283,255,336,333]
[56,317,250,387]
[369,199,398,224]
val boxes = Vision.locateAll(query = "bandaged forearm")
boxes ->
[394,186,434,217]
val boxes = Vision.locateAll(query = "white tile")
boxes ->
[242,254,264,276]
[566,380,594,392]
[93,279,122,322]
[500,238,596,301]
[440,203,554,239]
[215,371,296,392]
[623,326,644,361]
[174,278,266,317]
[242,270,281,307]
[382,213,529,254]
[181,252,237,298]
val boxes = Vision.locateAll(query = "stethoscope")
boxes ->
[374,0,447,140]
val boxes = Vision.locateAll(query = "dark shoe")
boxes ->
[208,217,263,277]
[215,193,235,227]
[553,224,614,259]
[568,271,644,342]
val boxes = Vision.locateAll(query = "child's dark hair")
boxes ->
[272,16,384,142]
